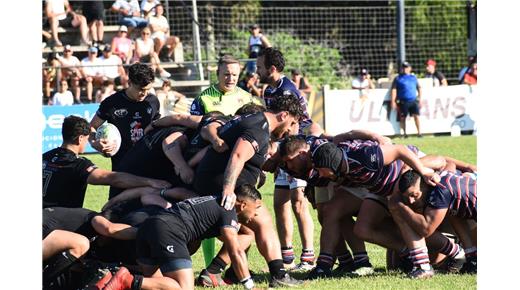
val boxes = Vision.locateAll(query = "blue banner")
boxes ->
[42,104,99,153]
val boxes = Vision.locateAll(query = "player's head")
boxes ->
[398,170,425,206]
[217,55,241,93]
[235,102,266,116]
[279,136,312,178]
[312,142,344,181]
[62,115,90,151]
[127,63,155,101]
[234,184,262,224]
[256,47,285,83]
[268,92,303,140]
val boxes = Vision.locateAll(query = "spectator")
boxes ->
[133,27,171,79]
[80,46,104,103]
[463,62,477,85]
[95,79,116,103]
[390,61,422,138]
[111,0,149,36]
[246,24,271,74]
[351,67,375,102]
[57,45,82,104]
[147,3,180,62]
[99,45,128,88]
[156,80,186,116]
[51,79,74,106]
[458,55,477,83]
[111,25,134,65]
[82,0,105,46]
[424,59,448,87]
[45,0,90,47]
[291,68,314,100]
[141,0,160,17]
[43,53,60,101]
[237,71,262,97]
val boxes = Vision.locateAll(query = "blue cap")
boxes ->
[89,46,98,53]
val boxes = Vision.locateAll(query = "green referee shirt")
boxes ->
[190,85,264,116]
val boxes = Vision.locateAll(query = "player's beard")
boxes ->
[271,126,288,141]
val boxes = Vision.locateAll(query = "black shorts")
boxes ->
[83,2,105,23]
[398,100,420,118]
[42,207,97,240]
[136,214,192,272]
[58,12,75,28]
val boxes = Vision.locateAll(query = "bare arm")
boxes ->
[87,169,172,189]
[222,138,255,210]
[443,156,477,173]
[380,144,439,185]
[333,129,391,145]
[91,216,137,240]
[261,35,272,48]
[388,197,447,237]
[187,146,209,168]
[144,114,202,134]
[220,227,252,286]
[301,77,313,94]
[201,122,228,152]
[161,132,193,184]
[391,88,398,110]
[102,186,157,210]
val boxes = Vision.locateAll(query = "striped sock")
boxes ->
[439,239,461,258]
[465,247,477,258]
[353,251,369,264]
[316,252,334,270]
[337,251,354,267]
[409,247,431,270]
[301,249,315,264]
[281,246,295,264]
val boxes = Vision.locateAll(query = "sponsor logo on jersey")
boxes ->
[114,108,128,118]
[166,245,175,253]
[130,121,144,143]
[147,107,152,115]
[133,112,142,120]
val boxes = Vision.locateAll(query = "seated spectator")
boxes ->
[43,53,60,102]
[111,0,149,36]
[57,45,82,104]
[95,79,116,103]
[50,79,74,106]
[45,0,90,47]
[99,45,128,88]
[156,80,186,116]
[80,46,104,103]
[237,71,262,97]
[424,59,448,86]
[463,62,477,85]
[82,0,105,46]
[291,69,314,100]
[147,3,180,62]
[111,25,134,65]
[133,27,171,78]
[141,0,160,17]
[458,55,476,83]
[351,67,375,101]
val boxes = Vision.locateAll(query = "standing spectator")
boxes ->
[141,0,160,17]
[291,69,314,100]
[57,45,82,104]
[95,79,115,103]
[156,80,186,116]
[458,56,477,83]
[99,45,128,88]
[391,61,422,138]
[45,0,90,47]
[111,25,134,65]
[246,24,271,74]
[134,27,171,78]
[111,0,149,36]
[50,79,74,106]
[147,3,180,62]
[237,71,262,97]
[43,53,60,102]
[351,67,375,102]
[463,62,477,85]
[424,59,448,87]
[82,0,105,46]
[80,46,104,103]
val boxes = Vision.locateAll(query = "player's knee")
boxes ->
[353,222,369,241]
[71,235,90,257]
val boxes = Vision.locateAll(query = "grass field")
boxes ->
[82,135,477,289]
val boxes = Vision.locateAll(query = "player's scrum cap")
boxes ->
[311,142,344,175]
[402,61,411,68]
[426,59,436,66]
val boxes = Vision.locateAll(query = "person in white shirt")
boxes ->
[99,45,128,88]
[51,79,74,106]
[57,45,82,103]
[351,68,375,102]
[80,46,104,103]
[147,3,180,61]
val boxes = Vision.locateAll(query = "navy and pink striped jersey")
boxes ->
[426,171,477,220]
[263,76,312,130]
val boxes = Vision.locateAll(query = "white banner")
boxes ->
[323,85,477,136]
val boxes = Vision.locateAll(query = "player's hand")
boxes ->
[464,164,477,173]
[144,124,154,134]
[221,190,236,210]
[391,101,398,110]
[212,137,229,153]
[98,139,116,157]
[422,171,440,186]
[147,179,172,189]
[179,166,194,185]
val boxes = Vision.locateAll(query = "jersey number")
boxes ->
[42,170,53,197]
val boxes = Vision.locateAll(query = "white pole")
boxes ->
[192,0,204,81]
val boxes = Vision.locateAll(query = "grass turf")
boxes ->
[82,135,477,289]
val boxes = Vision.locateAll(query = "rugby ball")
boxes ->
[95,123,122,157]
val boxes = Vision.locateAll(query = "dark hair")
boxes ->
[217,55,240,75]
[235,184,262,201]
[203,110,226,119]
[99,199,142,222]
[235,102,266,116]
[269,91,304,119]
[62,115,90,143]
[278,135,307,157]
[258,47,285,72]
[128,63,155,87]
[398,170,421,193]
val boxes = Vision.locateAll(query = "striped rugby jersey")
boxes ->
[427,171,477,220]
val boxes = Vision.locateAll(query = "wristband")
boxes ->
[160,188,167,198]
[240,277,254,290]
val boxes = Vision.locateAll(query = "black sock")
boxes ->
[132,275,143,290]
[268,259,287,279]
[43,251,78,285]
[207,256,227,274]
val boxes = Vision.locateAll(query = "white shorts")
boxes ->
[274,168,307,190]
